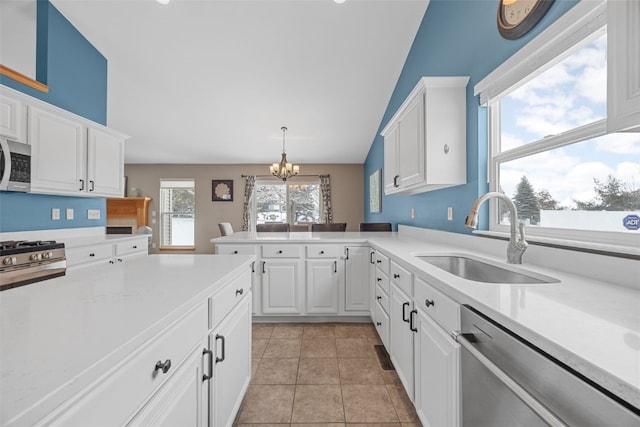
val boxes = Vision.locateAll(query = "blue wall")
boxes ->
[363,0,579,233]
[0,0,108,233]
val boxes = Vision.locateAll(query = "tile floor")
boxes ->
[234,322,421,426]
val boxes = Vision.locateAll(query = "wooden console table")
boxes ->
[106,197,152,230]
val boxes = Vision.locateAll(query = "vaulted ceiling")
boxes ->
[51,0,428,164]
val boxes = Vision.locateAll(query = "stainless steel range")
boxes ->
[0,240,66,291]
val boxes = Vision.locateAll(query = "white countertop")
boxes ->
[212,228,640,409]
[0,254,253,426]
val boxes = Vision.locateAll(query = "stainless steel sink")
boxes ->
[417,255,559,284]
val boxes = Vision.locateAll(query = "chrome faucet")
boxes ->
[465,192,528,264]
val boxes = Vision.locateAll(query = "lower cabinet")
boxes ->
[389,282,415,401]
[129,342,208,427]
[209,295,252,427]
[306,258,340,314]
[344,246,370,312]
[261,258,304,314]
[414,309,460,427]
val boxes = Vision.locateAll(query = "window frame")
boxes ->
[477,0,639,252]
[252,177,323,227]
[159,178,196,250]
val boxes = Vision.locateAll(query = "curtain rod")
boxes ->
[241,174,328,178]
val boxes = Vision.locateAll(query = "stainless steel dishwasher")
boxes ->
[455,305,640,427]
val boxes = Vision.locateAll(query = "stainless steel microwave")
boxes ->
[0,138,31,192]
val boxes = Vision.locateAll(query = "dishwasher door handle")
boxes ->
[454,332,568,427]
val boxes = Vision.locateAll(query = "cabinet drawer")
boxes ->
[66,244,113,266]
[374,271,390,297]
[52,303,208,425]
[114,239,147,256]
[414,276,459,332]
[374,301,390,349]
[216,245,257,255]
[210,270,251,328]
[390,261,413,296]
[375,283,390,314]
[306,245,340,258]
[373,252,390,275]
[262,245,301,258]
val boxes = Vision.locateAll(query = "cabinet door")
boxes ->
[608,0,640,132]
[414,310,460,427]
[129,342,208,427]
[306,259,339,314]
[0,94,25,141]
[397,92,425,189]
[389,283,415,401]
[383,124,400,194]
[30,107,86,195]
[87,127,125,196]
[211,296,251,427]
[344,246,370,312]
[261,259,303,314]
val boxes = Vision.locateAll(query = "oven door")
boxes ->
[0,138,31,192]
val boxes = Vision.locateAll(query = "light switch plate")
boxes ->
[87,209,101,220]
[448,207,454,221]
[66,208,74,220]
[51,208,60,220]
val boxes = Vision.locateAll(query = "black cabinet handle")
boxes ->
[376,322,382,326]
[202,349,213,381]
[262,261,266,274]
[377,277,382,282]
[393,175,400,187]
[79,179,85,191]
[89,180,95,192]
[370,252,375,264]
[215,334,226,363]
[278,250,283,254]
[409,309,418,332]
[393,273,400,279]
[117,258,123,262]
[402,302,410,322]
[345,248,350,260]
[155,359,172,374]
[377,295,382,300]
[133,245,137,249]
[320,250,325,254]
[233,250,238,254]
[236,288,244,296]
[333,261,337,273]
[376,259,382,264]
[89,253,95,257]
[251,261,255,273]
[425,299,435,307]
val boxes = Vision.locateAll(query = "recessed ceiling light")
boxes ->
[156,0,170,5]
[334,0,346,4]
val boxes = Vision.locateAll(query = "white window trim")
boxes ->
[475,0,640,254]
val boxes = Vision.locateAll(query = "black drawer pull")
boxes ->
[409,309,417,332]
[236,288,244,296]
[215,334,226,363]
[377,295,382,300]
[377,277,382,282]
[155,359,172,374]
[89,253,95,257]
[233,250,238,254]
[133,245,137,249]
[278,250,283,254]
[393,273,400,279]
[202,349,213,381]
[402,302,410,322]
[320,250,325,254]
[377,259,382,264]
[425,299,435,307]
[376,322,382,326]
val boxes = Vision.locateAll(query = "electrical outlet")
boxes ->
[52,208,60,220]
[66,208,74,220]
[410,208,416,219]
[87,209,101,220]
[447,207,454,221]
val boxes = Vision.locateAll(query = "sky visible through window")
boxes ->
[499,34,640,210]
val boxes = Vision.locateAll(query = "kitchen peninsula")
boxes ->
[212,225,640,423]
[0,254,254,427]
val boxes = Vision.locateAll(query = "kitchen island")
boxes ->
[211,226,640,420]
[0,254,254,427]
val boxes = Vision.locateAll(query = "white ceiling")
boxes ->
[51,0,428,165]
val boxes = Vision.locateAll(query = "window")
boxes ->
[254,179,321,225]
[160,179,195,248]
[477,1,640,249]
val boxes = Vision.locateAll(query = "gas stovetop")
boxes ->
[0,240,67,291]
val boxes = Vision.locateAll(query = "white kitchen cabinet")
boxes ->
[0,92,27,142]
[413,276,460,427]
[306,258,340,314]
[86,127,125,196]
[344,246,370,312]
[261,257,303,314]
[209,294,251,427]
[381,77,469,195]
[389,280,415,401]
[128,340,208,427]
[607,0,640,132]
[66,235,149,270]
[29,105,126,197]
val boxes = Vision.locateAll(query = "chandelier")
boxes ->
[269,126,299,181]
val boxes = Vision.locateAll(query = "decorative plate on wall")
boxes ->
[497,0,554,40]
[212,180,233,201]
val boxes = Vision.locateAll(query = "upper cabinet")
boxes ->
[1,85,128,197]
[607,0,640,132]
[381,77,469,195]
